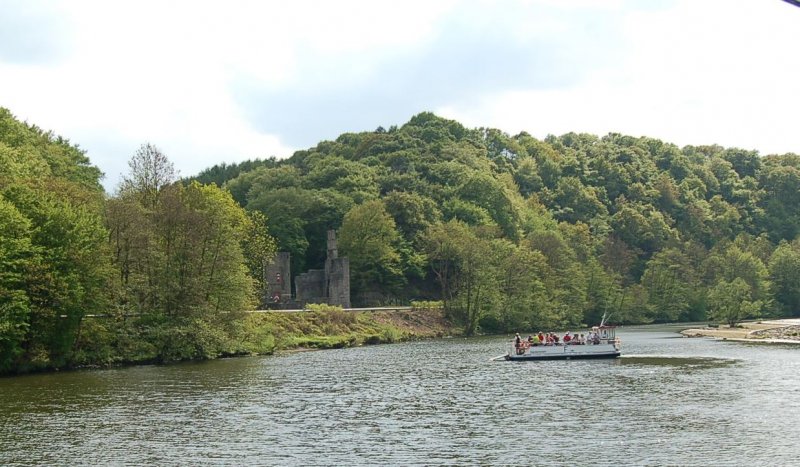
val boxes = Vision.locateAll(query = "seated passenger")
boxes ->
[563,332,572,344]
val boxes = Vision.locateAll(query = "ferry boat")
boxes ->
[504,323,621,361]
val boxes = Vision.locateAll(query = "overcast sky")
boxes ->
[1,0,798,192]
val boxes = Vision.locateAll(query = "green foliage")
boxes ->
[420,220,501,335]
[188,158,278,188]
[768,241,800,316]
[241,210,278,307]
[117,143,176,207]
[0,198,34,371]
[339,200,406,303]
[702,244,770,302]
[0,109,109,372]
[246,185,353,274]
[9,106,800,371]
[708,278,761,327]
[0,108,103,192]
[641,248,695,322]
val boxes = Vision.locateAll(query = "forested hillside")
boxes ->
[0,109,273,373]
[197,112,800,334]
[4,107,800,374]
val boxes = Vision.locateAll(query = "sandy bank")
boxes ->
[681,319,800,344]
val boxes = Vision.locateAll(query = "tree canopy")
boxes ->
[4,105,800,370]
[197,112,800,334]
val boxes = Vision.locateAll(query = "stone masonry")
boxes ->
[264,230,350,308]
[264,251,291,306]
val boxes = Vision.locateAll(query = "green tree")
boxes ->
[641,248,694,322]
[549,176,608,224]
[107,146,260,362]
[450,229,498,336]
[759,159,800,242]
[338,200,406,304]
[421,220,501,334]
[524,229,587,328]
[0,108,103,191]
[0,197,35,371]
[768,241,800,316]
[708,278,761,327]
[702,244,770,303]
[3,181,110,369]
[241,210,278,308]
[489,239,548,332]
[421,220,466,314]
[383,190,442,242]
[118,143,176,208]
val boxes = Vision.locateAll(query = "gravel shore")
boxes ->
[681,319,800,344]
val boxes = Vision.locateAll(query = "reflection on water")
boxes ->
[1,327,799,466]
[617,355,740,369]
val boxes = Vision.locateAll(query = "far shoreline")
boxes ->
[680,318,800,345]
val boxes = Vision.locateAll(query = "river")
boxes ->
[2,325,799,466]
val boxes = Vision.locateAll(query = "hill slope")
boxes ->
[195,112,800,331]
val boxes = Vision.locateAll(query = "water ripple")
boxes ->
[1,328,800,466]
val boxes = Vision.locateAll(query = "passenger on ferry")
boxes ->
[537,331,545,344]
[563,332,572,344]
[579,333,586,345]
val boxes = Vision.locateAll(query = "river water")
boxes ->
[2,325,799,466]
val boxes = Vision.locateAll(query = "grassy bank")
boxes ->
[2,307,455,375]
[247,308,454,352]
[65,308,454,370]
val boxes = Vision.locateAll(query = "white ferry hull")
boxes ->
[505,344,620,361]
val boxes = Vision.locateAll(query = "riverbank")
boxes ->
[680,319,800,344]
[1,308,456,376]
[249,307,454,351]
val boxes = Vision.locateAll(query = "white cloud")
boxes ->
[440,0,800,156]
[1,0,798,192]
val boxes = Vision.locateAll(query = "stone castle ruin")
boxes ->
[263,252,292,305]
[263,230,350,308]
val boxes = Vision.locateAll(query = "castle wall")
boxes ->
[326,257,351,308]
[265,230,351,308]
[295,269,326,305]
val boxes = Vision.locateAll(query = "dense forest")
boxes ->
[195,112,800,334]
[0,108,275,373]
[3,108,800,373]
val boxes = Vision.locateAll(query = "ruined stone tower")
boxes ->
[324,230,351,308]
[263,251,291,306]
[282,229,350,308]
